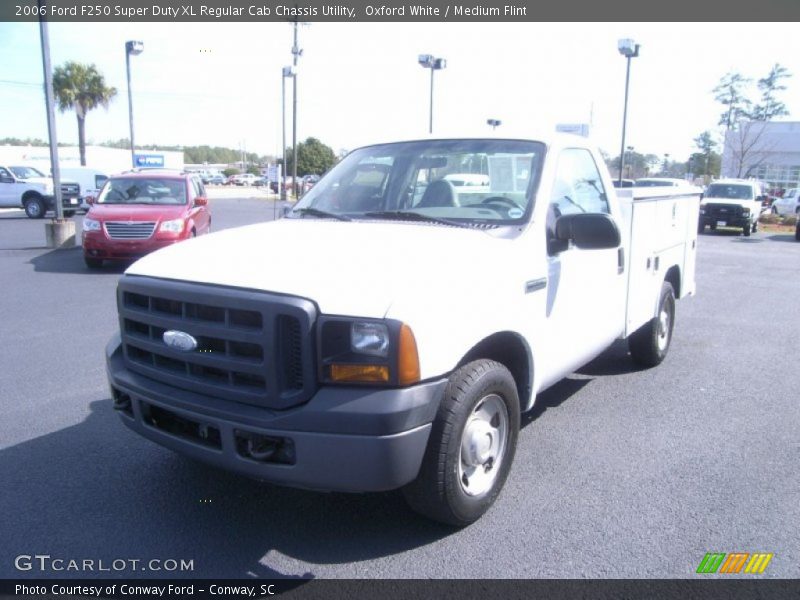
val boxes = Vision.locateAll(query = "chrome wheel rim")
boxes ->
[458,394,508,497]
[657,305,671,352]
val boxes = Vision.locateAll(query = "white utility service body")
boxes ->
[106,134,700,525]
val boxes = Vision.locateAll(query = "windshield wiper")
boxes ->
[363,210,471,229]
[292,207,352,221]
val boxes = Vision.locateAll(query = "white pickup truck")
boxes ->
[106,134,700,525]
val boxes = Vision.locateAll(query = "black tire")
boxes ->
[742,223,751,236]
[23,196,46,219]
[84,256,103,269]
[629,281,676,368]
[402,359,520,527]
[752,220,758,233]
[64,210,75,218]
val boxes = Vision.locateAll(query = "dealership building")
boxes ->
[0,144,184,175]
[721,121,800,192]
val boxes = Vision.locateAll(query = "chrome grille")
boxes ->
[60,183,80,196]
[105,221,156,240]
[117,277,317,410]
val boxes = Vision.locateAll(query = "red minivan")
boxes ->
[82,170,211,269]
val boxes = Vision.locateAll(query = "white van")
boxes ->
[60,167,110,210]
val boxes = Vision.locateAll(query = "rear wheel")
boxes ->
[629,281,676,367]
[402,359,520,527]
[23,196,46,219]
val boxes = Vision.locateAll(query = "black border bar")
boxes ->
[2,579,800,600]
[3,0,800,22]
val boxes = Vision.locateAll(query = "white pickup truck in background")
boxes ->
[106,134,701,525]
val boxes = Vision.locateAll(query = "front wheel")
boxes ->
[743,223,751,236]
[752,220,758,233]
[629,281,676,368]
[402,359,520,527]
[84,256,103,269]
[23,197,46,219]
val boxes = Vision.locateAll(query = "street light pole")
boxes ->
[281,66,294,203]
[291,19,302,199]
[617,39,639,186]
[38,3,62,221]
[125,40,143,168]
[418,54,446,134]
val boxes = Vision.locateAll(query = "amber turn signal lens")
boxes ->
[330,364,389,383]
[398,323,421,386]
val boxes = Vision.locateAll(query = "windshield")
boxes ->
[10,166,46,179]
[290,139,545,226]
[705,183,754,200]
[96,177,187,205]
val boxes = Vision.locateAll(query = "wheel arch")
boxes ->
[456,331,534,412]
[664,264,681,298]
[21,190,44,203]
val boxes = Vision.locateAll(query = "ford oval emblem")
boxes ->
[163,330,198,352]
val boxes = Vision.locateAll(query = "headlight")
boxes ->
[82,218,101,231]
[159,218,185,233]
[319,318,420,386]
[351,322,389,357]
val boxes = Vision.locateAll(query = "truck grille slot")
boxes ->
[60,182,80,196]
[118,277,317,409]
[105,221,156,239]
[705,203,742,218]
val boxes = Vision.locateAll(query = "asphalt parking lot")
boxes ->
[0,199,798,579]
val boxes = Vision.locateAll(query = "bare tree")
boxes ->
[713,73,752,130]
[723,121,776,178]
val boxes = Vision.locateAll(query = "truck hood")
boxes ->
[126,218,515,318]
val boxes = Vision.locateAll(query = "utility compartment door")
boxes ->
[624,189,701,337]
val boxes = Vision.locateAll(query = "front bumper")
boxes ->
[83,233,184,261]
[106,336,446,492]
[699,214,751,228]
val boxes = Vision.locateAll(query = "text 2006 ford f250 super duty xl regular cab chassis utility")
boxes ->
[106,134,701,525]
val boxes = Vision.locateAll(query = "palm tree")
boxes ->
[52,62,117,166]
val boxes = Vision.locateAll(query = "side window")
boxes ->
[550,149,609,217]
[547,149,610,246]
[0,167,12,179]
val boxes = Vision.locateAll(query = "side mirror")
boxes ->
[85,195,95,205]
[553,213,621,251]
[194,196,208,207]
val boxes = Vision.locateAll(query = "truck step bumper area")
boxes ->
[106,337,444,493]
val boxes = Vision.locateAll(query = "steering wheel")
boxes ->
[481,196,523,211]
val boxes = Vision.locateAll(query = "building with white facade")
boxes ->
[721,121,800,192]
[0,144,184,175]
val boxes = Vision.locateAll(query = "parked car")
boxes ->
[0,164,81,218]
[634,177,687,187]
[698,179,762,236]
[207,174,226,185]
[82,169,211,269]
[106,134,700,526]
[59,166,109,211]
[233,173,259,186]
[771,188,800,215]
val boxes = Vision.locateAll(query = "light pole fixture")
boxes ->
[617,38,639,186]
[281,65,295,202]
[487,118,502,130]
[125,40,144,168]
[418,54,446,134]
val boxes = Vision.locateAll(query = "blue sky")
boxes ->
[2,21,799,161]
